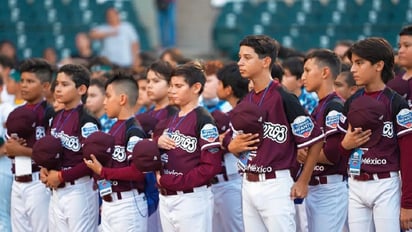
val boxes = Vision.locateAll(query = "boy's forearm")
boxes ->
[297,141,322,184]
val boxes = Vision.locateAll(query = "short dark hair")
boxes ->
[58,64,91,88]
[89,78,106,93]
[339,71,356,87]
[335,40,354,48]
[172,61,206,95]
[0,54,14,69]
[271,62,284,82]
[239,35,279,70]
[399,25,412,36]
[304,49,341,79]
[105,71,139,106]
[147,60,173,83]
[347,37,394,84]
[216,63,249,100]
[282,57,304,80]
[19,58,54,83]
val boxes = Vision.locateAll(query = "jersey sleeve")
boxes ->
[195,107,221,151]
[279,88,324,148]
[323,99,344,137]
[394,94,412,138]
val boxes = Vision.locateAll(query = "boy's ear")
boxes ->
[375,60,384,72]
[77,84,87,96]
[119,93,128,106]
[262,56,272,69]
[42,82,50,91]
[192,82,202,95]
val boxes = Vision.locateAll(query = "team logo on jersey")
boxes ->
[382,121,394,138]
[397,108,412,128]
[169,130,197,153]
[200,123,219,142]
[291,116,314,138]
[112,145,126,162]
[325,110,341,129]
[161,153,168,163]
[52,130,81,152]
[35,126,45,140]
[126,136,143,153]
[81,122,99,138]
[263,122,287,143]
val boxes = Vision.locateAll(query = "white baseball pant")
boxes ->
[49,176,99,232]
[11,172,50,232]
[101,189,148,232]
[0,156,12,232]
[211,174,244,232]
[242,170,296,232]
[305,175,348,232]
[159,185,213,232]
[348,172,400,232]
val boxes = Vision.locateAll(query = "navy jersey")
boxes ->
[104,117,146,192]
[311,92,346,176]
[338,88,412,173]
[159,107,223,191]
[50,105,100,168]
[237,81,324,173]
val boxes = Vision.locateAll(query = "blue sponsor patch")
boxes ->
[396,108,412,128]
[127,136,143,152]
[325,110,341,129]
[81,122,99,138]
[291,116,314,138]
[200,123,219,142]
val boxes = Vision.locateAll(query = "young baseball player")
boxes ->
[4,58,54,232]
[211,62,249,232]
[86,78,116,133]
[338,37,412,231]
[155,62,223,232]
[41,64,100,232]
[334,71,358,101]
[84,72,148,232]
[301,49,347,232]
[224,35,324,232]
[387,25,412,109]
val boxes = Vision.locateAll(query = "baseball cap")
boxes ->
[135,113,159,137]
[230,101,267,145]
[32,135,63,170]
[132,139,161,172]
[5,107,36,143]
[9,69,21,82]
[82,131,115,166]
[211,110,230,134]
[347,95,385,148]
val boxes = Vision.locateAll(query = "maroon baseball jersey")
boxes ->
[234,82,324,173]
[159,107,223,191]
[310,92,347,176]
[100,118,146,192]
[338,88,412,173]
[135,105,178,137]
[387,74,412,109]
[50,105,100,181]
[11,101,54,174]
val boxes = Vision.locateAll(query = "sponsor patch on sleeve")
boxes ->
[127,136,143,152]
[291,116,314,138]
[81,122,99,138]
[325,110,341,129]
[396,108,412,128]
[200,123,219,142]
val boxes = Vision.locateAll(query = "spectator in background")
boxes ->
[155,0,177,48]
[71,32,96,63]
[281,56,318,113]
[333,40,353,65]
[271,62,284,82]
[88,56,115,80]
[90,7,140,68]
[6,69,24,107]
[0,55,15,104]
[160,48,187,67]
[42,47,58,67]
[200,60,232,113]
[334,71,358,101]
[134,72,153,114]
[0,40,18,64]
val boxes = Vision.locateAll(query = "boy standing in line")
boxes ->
[338,37,412,231]
[5,58,54,232]
[85,72,148,231]
[41,64,100,232]
[301,49,347,232]
[225,35,324,231]
[155,62,223,232]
